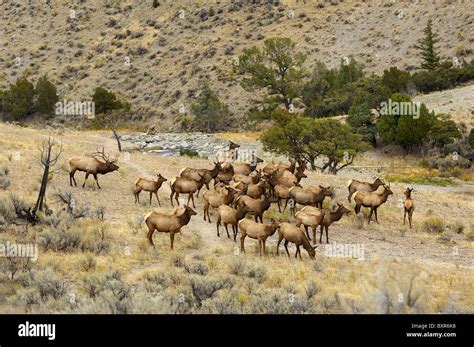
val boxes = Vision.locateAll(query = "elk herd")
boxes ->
[68,143,416,259]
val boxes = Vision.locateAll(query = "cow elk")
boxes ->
[202,186,238,223]
[347,177,385,203]
[277,222,317,260]
[352,185,393,224]
[403,187,415,229]
[144,205,197,249]
[295,208,326,243]
[69,147,119,189]
[216,205,252,240]
[170,174,207,208]
[288,185,334,216]
[317,203,351,244]
[236,194,278,223]
[263,159,297,175]
[232,155,264,175]
[180,161,221,197]
[238,218,280,256]
[134,174,167,206]
[214,162,235,186]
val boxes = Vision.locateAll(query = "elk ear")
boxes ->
[312,245,318,249]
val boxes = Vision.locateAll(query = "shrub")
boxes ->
[189,275,234,307]
[227,258,247,276]
[422,216,445,233]
[465,231,474,241]
[184,262,209,276]
[179,148,199,157]
[39,222,82,252]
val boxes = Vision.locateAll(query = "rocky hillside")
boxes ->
[1,0,472,129]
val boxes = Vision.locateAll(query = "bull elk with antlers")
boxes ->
[69,147,119,189]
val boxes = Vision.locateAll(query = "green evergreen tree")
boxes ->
[191,84,230,133]
[415,19,441,71]
[4,76,35,120]
[35,75,59,116]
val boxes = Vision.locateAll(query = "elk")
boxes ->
[69,147,119,189]
[317,203,351,244]
[232,155,264,175]
[352,185,393,224]
[263,159,297,175]
[180,161,221,197]
[238,218,280,256]
[347,177,385,203]
[232,169,261,185]
[276,222,317,260]
[236,194,277,223]
[144,205,197,249]
[214,162,234,186]
[169,173,207,208]
[274,167,307,188]
[134,174,167,206]
[288,185,334,216]
[274,183,301,212]
[202,186,238,223]
[403,187,415,229]
[235,179,268,199]
[295,209,326,243]
[216,205,252,240]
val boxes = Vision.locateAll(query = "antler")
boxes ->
[92,147,111,162]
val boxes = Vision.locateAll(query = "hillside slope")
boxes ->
[0,0,473,129]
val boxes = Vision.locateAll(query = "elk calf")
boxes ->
[144,206,197,249]
[403,187,415,229]
[134,174,167,206]
[277,222,317,260]
[238,218,280,256]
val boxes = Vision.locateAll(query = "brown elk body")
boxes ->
[232,156,263,175]
[317,203,351,244]
[202,186,238,223]
[216,205,251,240]
[347,177,385,202]
[276,222,317,260]
[180,162,220,197]
[236,194,277,223]
[214,163,234,186]
[263,159,297,175]
[170,174,207,208]
[288,185,334,216]
[69,148,119,189]
[144,206,197,249]
[403,187,415,228]
[134,174,167,206]
[238,218,280,256]
[353,185,393,224]
[295,209,326,243]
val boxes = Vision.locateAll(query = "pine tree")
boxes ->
[415,19,441,71]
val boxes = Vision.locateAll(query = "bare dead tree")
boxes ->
[33,137,62,216]
[97,110,125,152]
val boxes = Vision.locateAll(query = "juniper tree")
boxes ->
[415,19,441,71]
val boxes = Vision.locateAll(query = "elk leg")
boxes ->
[259,240,263,257]
[277,199,282,213]
[92,173,101,189]
[191,194,196,209]
[69,170,77,187]
[240,235,246,253]
[319,225,324,244]
[262,239,267,256]
[403,210,406,225]
[149,192,153,206]
[154,192,161,207]
[284,240,290,257]
[147,228,155,247]
[203,202,208,221]
[216,216,221,237]
[254,214,258,222]
[374,208,379,224]
[169,232,175,250]
[82,172,90,188]
[304,226,311,241]
[276,235,283,255]
[224,224,231,239]
[325,226,329,244]
[170,191,175,206]
[368,209,373,224]
[283,198,289,211]
[207,205,212,223]
[409,211,413,229]
[355,204,361,215]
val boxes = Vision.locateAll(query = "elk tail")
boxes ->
[346,179,353,188]
[179,167,187,176]
[134,177,141,186]
[350,191,359,203]
[144,211,154,223]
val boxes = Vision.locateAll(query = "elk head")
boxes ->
[374,177,385,186]
[229,141,240,150]
[93,147,119,172]
[319,185,335,198]
[383,184,393,196]
[184,206,197,216]
[337,203,351,215]
[156,174,167,184]
[404,187,414,198]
